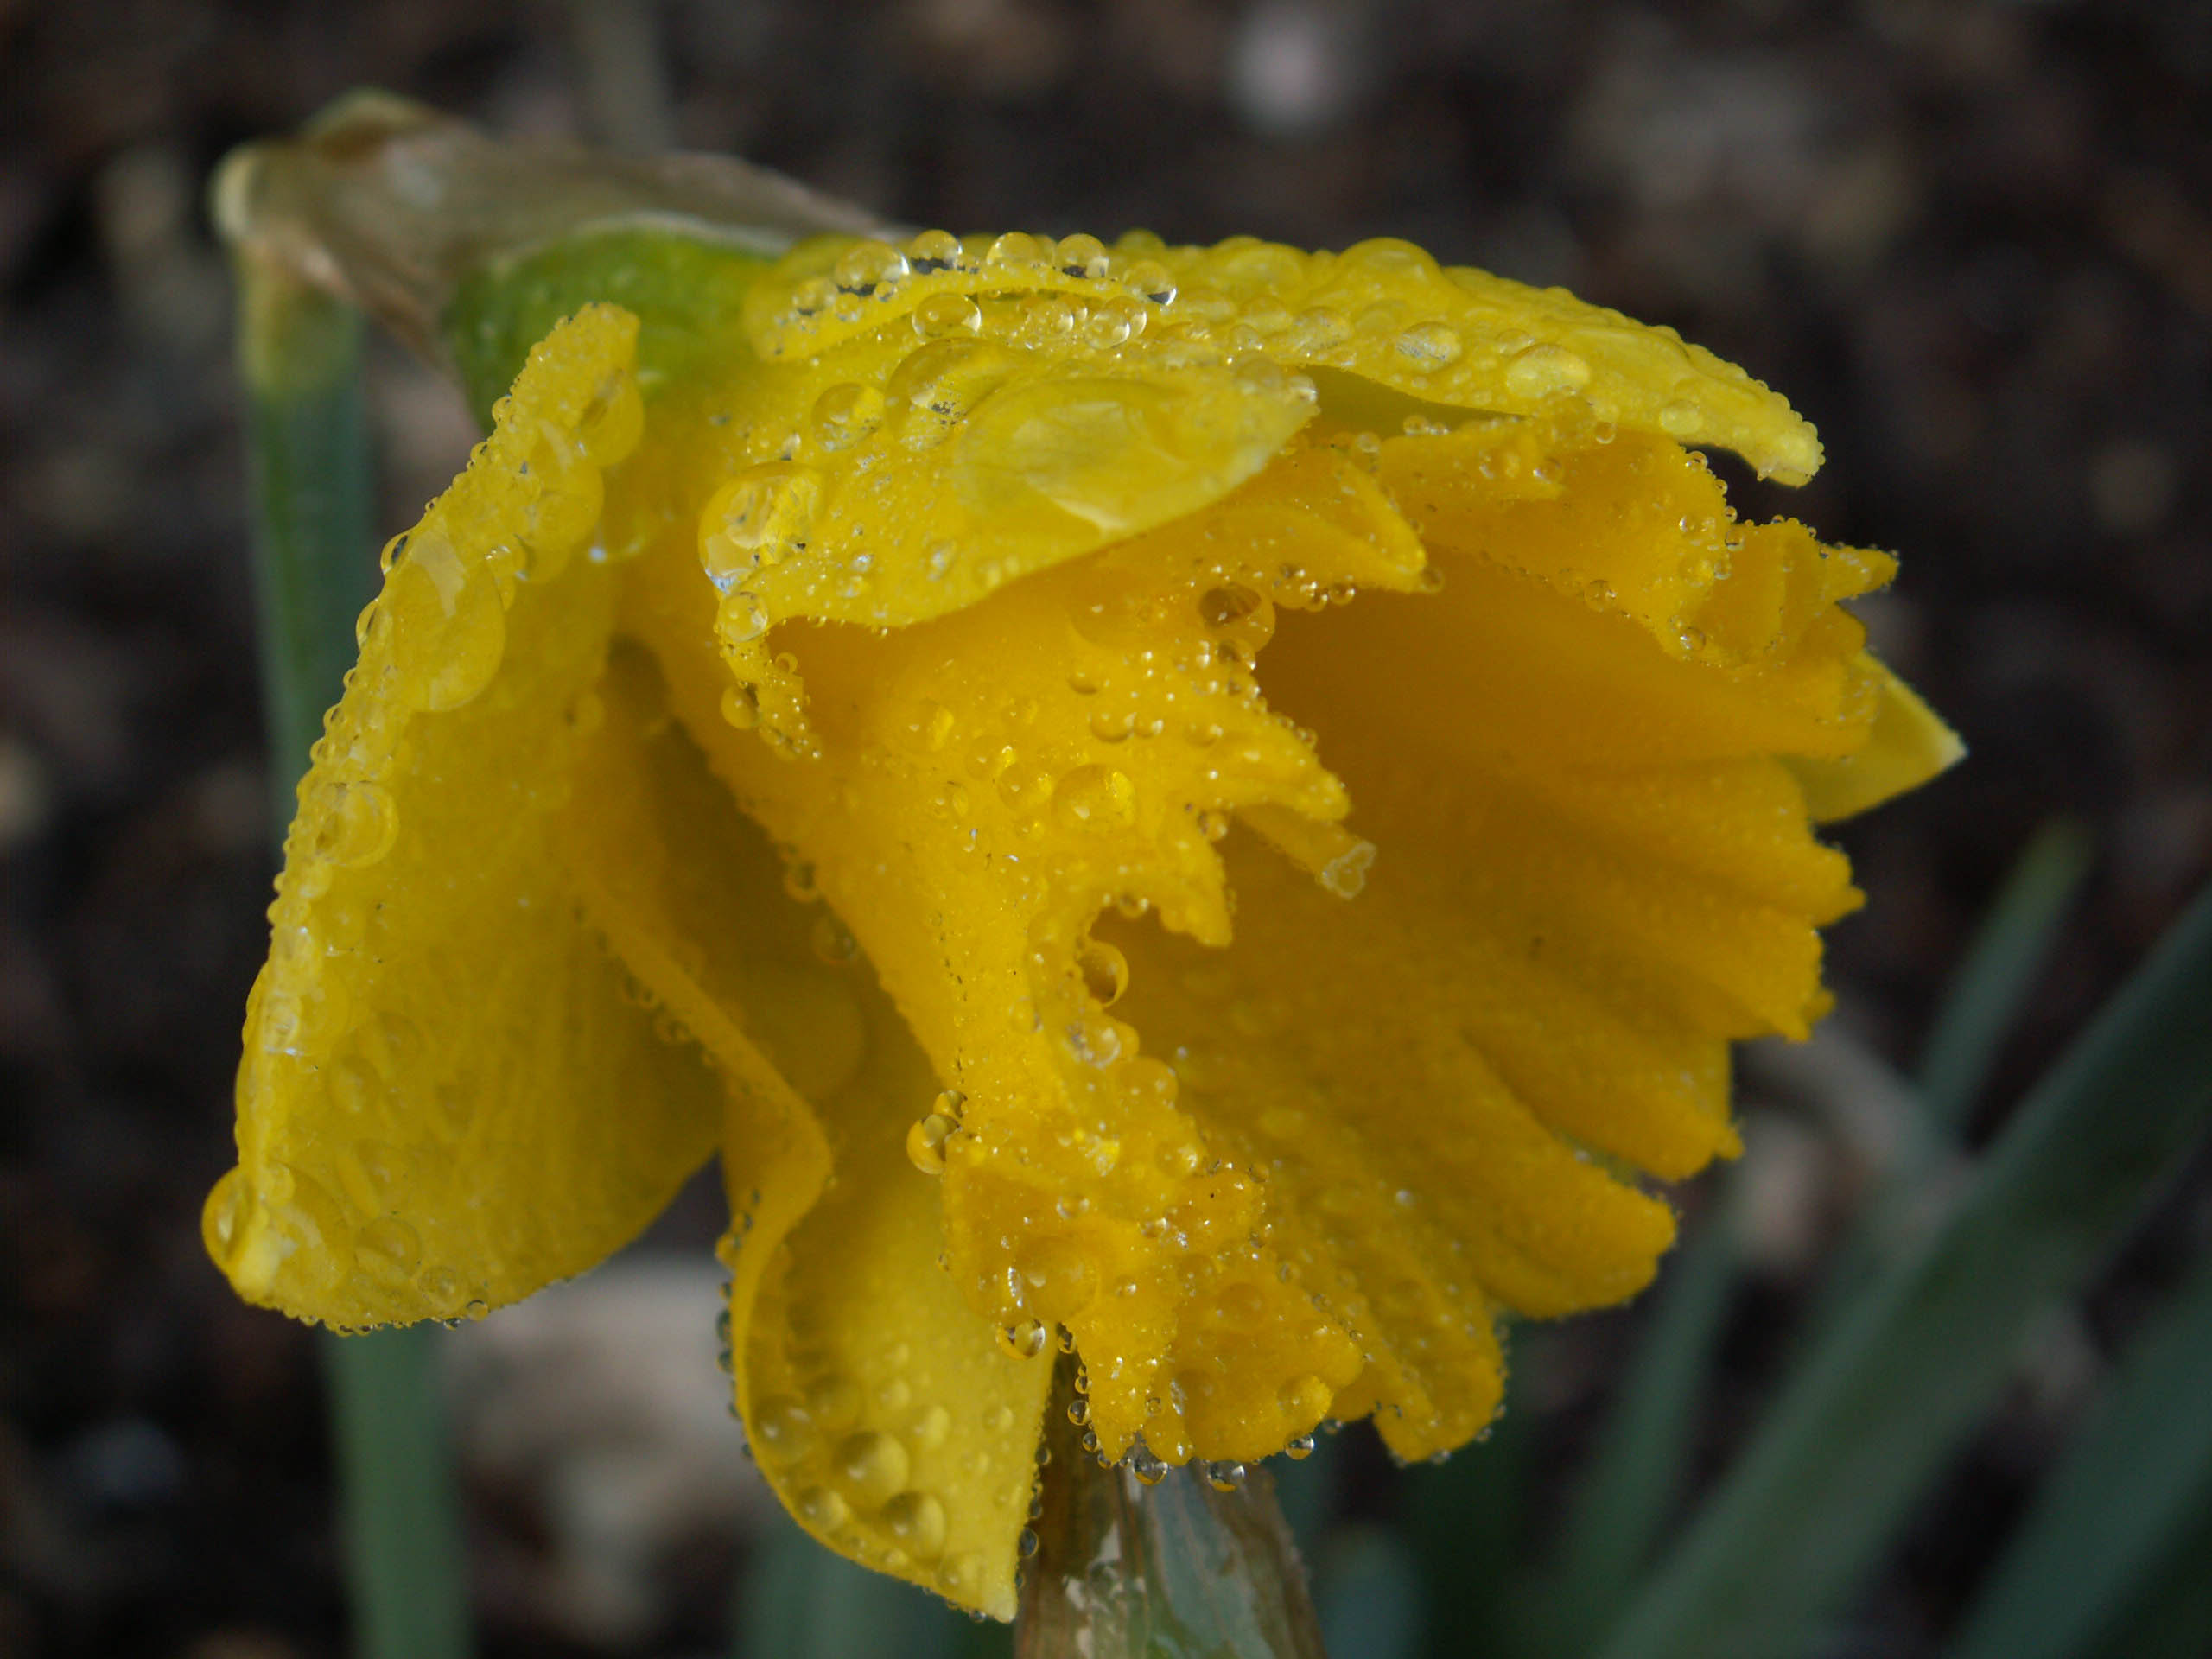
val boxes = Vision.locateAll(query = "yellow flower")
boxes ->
[207,228,1960,1618]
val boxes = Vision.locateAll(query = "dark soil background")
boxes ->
[2,3,2208,1656]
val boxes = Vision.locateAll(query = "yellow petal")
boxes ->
[207,305,724,1328]
[747,232,1820,482]
[556,643,1044,1619]
[1788,657,1966,822]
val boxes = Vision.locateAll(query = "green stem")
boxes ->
[1019,1357,1328,1657]
[235,248,474,1659]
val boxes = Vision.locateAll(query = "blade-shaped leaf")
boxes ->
[1594,880,2212,1659]
[1948,1250,2212,1659]
[1917,819,2094,1136]
[1541,1211,1741,1654]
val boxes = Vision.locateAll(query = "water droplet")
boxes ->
[1202,1460,1246,1491]
[1067,1397,1090,1427]
[1088,708,1135,743]
[1062,1014,1123,1069]
[1659,399,1701,437]
[835,238,911,294]
[985,231,1046,270]
[517,426,603,576]
[798,1485,849,1529]
[383,527,505,713]
[417,1265,461,1304]
[353,1217,421,1289]
[308,780,398,869]
[810,382,887,451]
[721,682,760,729]
[1381,324,1459,376]
[905,229,966,272]
[837,1430,912,1507]
[201,1167,253,1266]
[1503,342,1592,399]
[997,766,1054,817]
[717,592,769,646]
[1285,1433,1316,1460]
[575,370,645,468]
[941,1553,984,1596]
[810,912,858,963]
[1018,1526,1039,1559]
[1053,766,1136,833]
[752,1396,815,1465]
[912,292,983,339]
[463,1299,490,1321]
[1077,939,1129,1007]
[1121,258,1176,303]
[1081,306,1135,351]
[883,1490,947,1558]
[1585,578,1616,607]
[911,1403,951,1450]
[1126,1441,1167,1485]
[907,1112,957,1175]
[1320,837,1376,899]
[700,463,823,586]
[1000,1319,1048,1360]
[1057,233,1110,279]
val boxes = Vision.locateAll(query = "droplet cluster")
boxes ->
[745,229,1821,484]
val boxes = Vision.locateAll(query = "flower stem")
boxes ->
[1018,1355,1327,1658]
[232,244,474,1659]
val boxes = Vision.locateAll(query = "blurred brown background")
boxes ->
[1,2,2207,1656]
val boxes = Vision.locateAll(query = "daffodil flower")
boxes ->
[207,183,1960,1619]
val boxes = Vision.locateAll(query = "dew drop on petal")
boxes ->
[1395,321,1464,370]
[1077,938,1130,1007]
[383,528,505,712]
[1503,341,1592,399]
[837,1430,912,1508]
[752,1396,816,1465]
[907,1112,956,1175]
[309,780,398,869]
[883,1490,947,1559]
[912,293,983,339]
[721,682,761,729]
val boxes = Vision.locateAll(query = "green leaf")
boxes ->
[1405,1357,1535,1659]
[1948,1250,2212,1659]
[1015,1357,1326,1659]
[2083,1485,2212,1659]
[1805,819,2094,1346]
[321,1327,474,1659]
[1541,1211,1741,1653]
[1918,818,2095,1137]
[1313,1527,1425,1659]
[1594,880,2212,1659]
[736,1515,974,1659]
